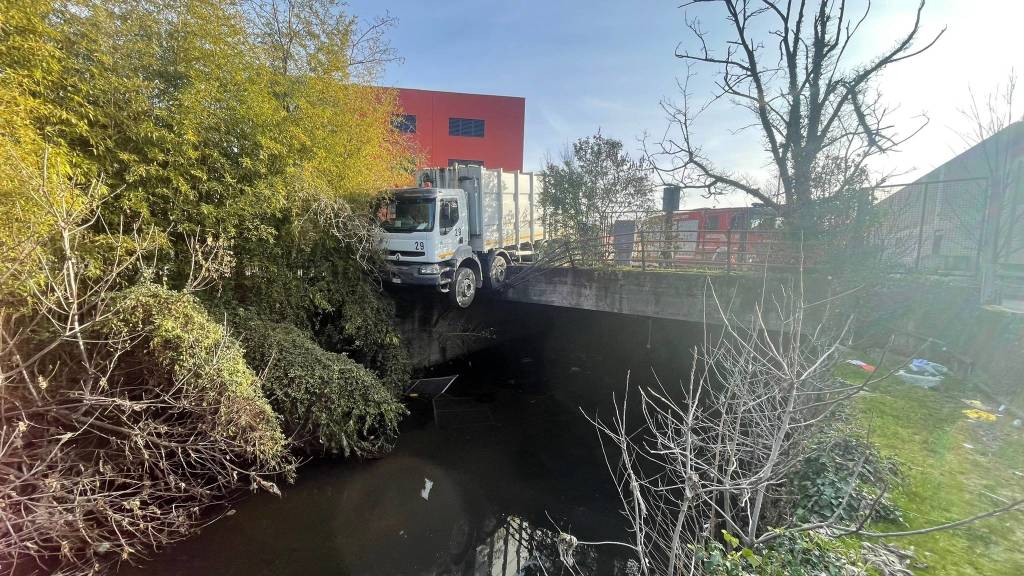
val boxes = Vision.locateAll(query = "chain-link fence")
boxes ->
[871,177,992,274]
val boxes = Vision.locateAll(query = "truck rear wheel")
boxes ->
[449,265,476,308]
[484,253,510,290]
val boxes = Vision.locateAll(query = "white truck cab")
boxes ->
[379,165,545,308]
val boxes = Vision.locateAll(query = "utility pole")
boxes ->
[662,185,680,263]
[979,172,1006,305]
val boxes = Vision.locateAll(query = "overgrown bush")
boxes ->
[238,316,406,457]
[113,285,292,463]
[697,531,865,576]
[1,280,294,574]
[789,419,903,526]
[315,268,411,394]
[226,229,412,394]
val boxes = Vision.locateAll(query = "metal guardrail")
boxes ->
[505,229,815,289]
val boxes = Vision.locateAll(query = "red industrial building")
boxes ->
[394,88,525,171]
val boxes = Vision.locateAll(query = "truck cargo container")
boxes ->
[379,165,545,307]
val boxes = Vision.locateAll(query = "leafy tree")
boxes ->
[1,0,415,571]
[0,0,71,287]
[541,132,653,241]
[31,0,415,381]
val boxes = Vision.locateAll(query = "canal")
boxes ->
[122,307,703,576]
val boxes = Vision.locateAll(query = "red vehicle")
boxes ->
[637,205,783,266]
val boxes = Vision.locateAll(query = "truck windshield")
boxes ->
[380,198,435,233]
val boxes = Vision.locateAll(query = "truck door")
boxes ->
[438,198,463,259]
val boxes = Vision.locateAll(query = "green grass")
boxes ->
[840,362,1024,575]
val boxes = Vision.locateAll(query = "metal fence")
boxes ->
[592,228,811,271]
[511,176,1024,286]
[506,228,812,289]
[870,177,991,274]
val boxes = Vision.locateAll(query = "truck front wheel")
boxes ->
[449,265,477,308]
[484,253,510,290]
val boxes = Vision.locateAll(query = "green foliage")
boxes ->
[697,531,864,576]
[237,315,406,457]
[311,252,410,392]
[789,418,903,526]
[110,284,291,466]
[2,0,414,453]
[1,0,413,570]
[541,132,652,241]
[0,0,73,287]
[217,222,411,391]
[9,0,415,296]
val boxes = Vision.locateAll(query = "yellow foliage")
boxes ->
[0,0,82,295]
[2,0,418,292]
[288,81,416,210]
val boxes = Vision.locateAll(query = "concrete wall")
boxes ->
[502,267,827,329]
[392,268,830,369]
[857,275,1024,408]
[395,88,525,171]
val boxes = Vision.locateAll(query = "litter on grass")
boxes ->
[909,359,948,377]
[897,370,943,388]
[962,399,995,411]
[896,358,950,388]
[962,409,998,422]
[845,359,876,372]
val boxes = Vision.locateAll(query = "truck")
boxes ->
[630,205,784,267]
[378,165,546,308]
[661,205,781,263]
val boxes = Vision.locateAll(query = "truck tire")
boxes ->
[449,265,476,308]
[484,253,510,290]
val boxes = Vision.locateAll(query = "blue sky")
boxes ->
[350,0,1022,206]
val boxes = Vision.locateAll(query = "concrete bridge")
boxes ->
[501,266,826,326]
[392,265,832,368]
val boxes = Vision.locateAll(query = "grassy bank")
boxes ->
[838,363,1024,575]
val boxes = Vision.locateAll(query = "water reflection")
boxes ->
[120,310,693,576]
[462,514,598,576]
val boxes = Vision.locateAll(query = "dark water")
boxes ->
[122,307,702,576]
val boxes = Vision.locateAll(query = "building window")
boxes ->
[448,117,485,138]
[448,159,484,167]
[394,114,416,134]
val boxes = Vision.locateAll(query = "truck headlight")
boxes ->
[418,264,442,275]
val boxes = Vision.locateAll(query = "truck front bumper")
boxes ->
[384,262,450,286]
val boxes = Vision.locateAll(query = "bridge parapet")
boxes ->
[503,267,831,328]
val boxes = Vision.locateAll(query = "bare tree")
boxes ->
[650,0,944,231]
[581,278,862,575]
[956,72,1023,303]
[315,196,387,273]
[244,0,400,81]
[564,277,1023,575]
